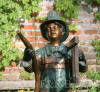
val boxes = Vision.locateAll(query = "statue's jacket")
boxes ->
[22,43,87,91]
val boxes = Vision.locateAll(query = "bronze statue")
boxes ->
[21,10,87,92]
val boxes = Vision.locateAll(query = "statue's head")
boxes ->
[40,10,69,42]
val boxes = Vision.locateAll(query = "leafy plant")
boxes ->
[89,86,97,92]
[54,0,81,33]
[20,71,34,80]
[0,0,42,70]
[85,0,100,22]
[54,0,100,26]
[92,39,100,60]
[36,16,46,21]
[0,72,3,80]
[68,24,78,33]
[97,84,100,92]
[54,0,81,21]
[89,84,100,92]
[71,84,78,91]
[85,0,100,5]
[94,12,100,22]
[86,71,100,81]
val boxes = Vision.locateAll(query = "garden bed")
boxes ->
[0,79,100,91]
[0,67,100,91]
[0,80,35,90]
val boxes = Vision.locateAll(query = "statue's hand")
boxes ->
[23,48,35,61]
[79,49,87,72]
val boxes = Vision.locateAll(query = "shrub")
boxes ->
[20,71,34,80]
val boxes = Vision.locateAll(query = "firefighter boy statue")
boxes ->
[22,10,87,92]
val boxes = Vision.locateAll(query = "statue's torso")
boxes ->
[35,43,71,91]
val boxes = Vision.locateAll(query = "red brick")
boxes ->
[41,12,47,16]
[19,67,24,72]
[35,31,41,36]
[87,60,96,65]
[79,35,87,40]
[97,60,100,65]
[71,18,80,22]
[98,30,100,34]
[23,25,37,30]
[10,69,19,73]
[28,19,35,23]
[26,37,37,42]
[84,30,98,34]
[36,43,45,48]
[96,65,100,71]
[79,47,88,52]
[86,35,94,40]
[24,31,37,36]
[88,65,96,71]
[38,37,48,42]
[47,6,54,10]
[90,20,93,23]
[93,35,100,39]
[3,69,9,74]
[31,43,45,49]
[87,35,100,40]
[24,31,41,36]
[85,54,96,59]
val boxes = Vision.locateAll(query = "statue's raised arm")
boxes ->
[16,31,40,92]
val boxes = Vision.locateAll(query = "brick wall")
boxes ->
[14,0,100,71]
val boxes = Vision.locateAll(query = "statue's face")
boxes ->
[46,23,62,41]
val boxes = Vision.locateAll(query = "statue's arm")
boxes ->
[22,48,35,73]
[22,48,42,73]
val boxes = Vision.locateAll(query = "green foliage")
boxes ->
[97,84,100,92]
[36,16,46,21]
[54,0,100,23]
[85,0,100,4]
[89,84,100,92]
[0,31,23,69]
[54,0,81,21]
[71,84,77,91]
[86,71,100,81]
[0,72,3,80]
[68,24,78,32]
[54,0,81,32]
[0,0,42,70]
[89,86,97,92]
[85,0,100,21]
[92,39,100,60]
[20,71,34,80]
[94,12,100,21]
